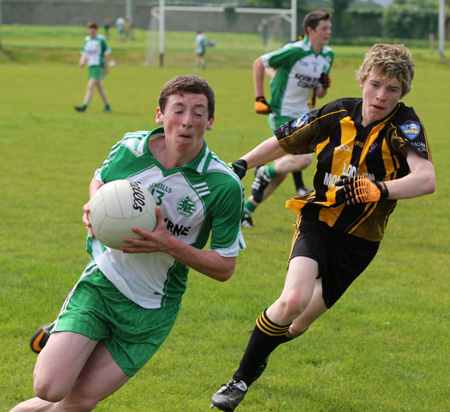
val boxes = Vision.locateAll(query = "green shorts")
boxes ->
[88,65,105,80]
[51,261,180,377]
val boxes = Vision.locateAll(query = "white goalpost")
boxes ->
[145,0,298,67]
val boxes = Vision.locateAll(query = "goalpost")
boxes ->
[145,0,298,67]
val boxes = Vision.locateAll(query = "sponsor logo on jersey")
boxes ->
[294,73,316,89]
[164,218,191,237]
[177,196,197,217]
[149,182,172,194]
[400,121,420,140]
[323,163,375,188]
[410,141,427,152]
[291,112,310,128]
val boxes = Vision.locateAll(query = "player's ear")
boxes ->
[206,115,214,131]
[156,107,164,125]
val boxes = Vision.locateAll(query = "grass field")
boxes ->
[0,26,449,412]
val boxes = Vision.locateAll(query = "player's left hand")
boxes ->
[335,176,389,205]
[121,207,172,253]
[319,72,332,89]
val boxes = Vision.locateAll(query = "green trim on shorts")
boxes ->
[88,65,105,80]
[53,263,180,377]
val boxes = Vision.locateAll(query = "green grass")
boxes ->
[0,25,449,412]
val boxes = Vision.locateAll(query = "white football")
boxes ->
[89,180,157,249]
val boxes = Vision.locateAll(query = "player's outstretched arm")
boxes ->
[242,136,286,170]
[121,207,237,281]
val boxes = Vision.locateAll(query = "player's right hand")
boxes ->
[255,96,272,114]
[230,159,248,180]
[82,201,95,238]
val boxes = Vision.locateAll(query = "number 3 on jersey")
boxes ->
[151,188,165,205]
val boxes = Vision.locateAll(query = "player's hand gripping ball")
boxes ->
[255,96,272,114]
[336,176,389,205]
[89,180,157,249]
[319,72,332,89]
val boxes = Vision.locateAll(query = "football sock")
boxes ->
[264,163,278,179]
[243,199,257,216]
[293,170,305,190]
[233,309,294,386]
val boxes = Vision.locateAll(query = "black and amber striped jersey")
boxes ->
[275,98,432,241]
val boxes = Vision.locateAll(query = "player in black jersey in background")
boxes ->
[210,43,435,412]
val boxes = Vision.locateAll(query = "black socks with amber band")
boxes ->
[233,309,295,386]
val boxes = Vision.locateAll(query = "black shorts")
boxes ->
[290,214,380,308]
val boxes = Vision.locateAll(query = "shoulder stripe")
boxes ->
[193,182,210,197]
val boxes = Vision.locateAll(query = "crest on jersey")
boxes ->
[291,112,310,128]
[177,196,197,217]
[400,121,420,140]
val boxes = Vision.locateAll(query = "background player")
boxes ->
[75,21,112,113]
[12,75,245,412]
[210,44,435,411]
[242,11,333,228]
[195,30,207,70]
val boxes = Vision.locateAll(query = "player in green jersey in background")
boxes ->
[211,44,435,411]
[195,30,207,70]
[242,11,334,228]
[13,75,245,412]
[75,21,112,113]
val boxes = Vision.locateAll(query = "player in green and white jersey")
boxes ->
[75,21,112,113]
[16,75,245,412]
[88,125,245,309]
[242,11,334,228]
[195,30,207,69]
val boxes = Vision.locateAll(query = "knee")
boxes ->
[297,154,312,169]
[33,381,98,412]
[278,294,310,321]
[34,380,66,403]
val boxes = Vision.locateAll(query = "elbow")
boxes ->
[425,178,436,195]
[423,172,436,195]
[253,57,261,66]
[210,256,236,282]
[215,269,234,282]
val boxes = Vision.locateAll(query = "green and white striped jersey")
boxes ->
[195,33,206,55]
[87,127,246,309]
[81,34,111,67]
[262,36,334,119]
